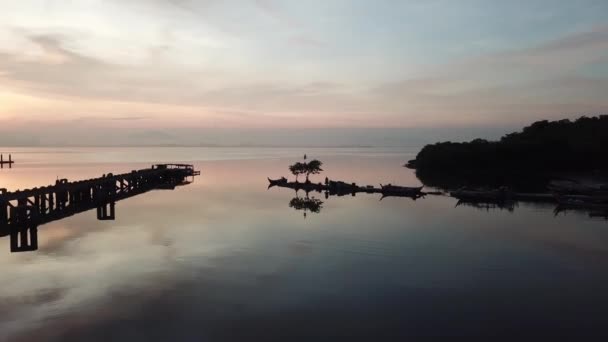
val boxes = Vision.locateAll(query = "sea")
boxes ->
[1,147,607,341]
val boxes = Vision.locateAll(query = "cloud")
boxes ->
[0,31,209,103]
[253,0,299,27]
[0,30,355,121]
[289,35,325,48]
[109,115,151,121]
[1,16,608,133]
[369,26,608,125]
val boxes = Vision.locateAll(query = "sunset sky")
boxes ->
[1,0,607,146]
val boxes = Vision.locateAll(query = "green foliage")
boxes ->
[412,115,608,173]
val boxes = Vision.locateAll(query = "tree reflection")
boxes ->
[289,193,323,218]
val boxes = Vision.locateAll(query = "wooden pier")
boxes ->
[0,154,14,168]
[1,163,200,252]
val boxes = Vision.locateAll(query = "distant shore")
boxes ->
[406,116,608,191]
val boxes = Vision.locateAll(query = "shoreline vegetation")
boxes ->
[402,115,608,217]
[267,117,608,219]
[266,154,608,219]
[406,115,608,191]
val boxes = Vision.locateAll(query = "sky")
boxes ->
[0,0,607,146]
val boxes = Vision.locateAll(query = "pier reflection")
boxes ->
[1,164,199,253]
[5,200,118,253]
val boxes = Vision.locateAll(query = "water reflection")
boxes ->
[456,199,517,212]
[415,167,607,219]
[288,194,324,218]
[1,164,197,253]
[2,152,608,341]
[5,201,118,252]
[279,186,423,218]
[554,206,608,219]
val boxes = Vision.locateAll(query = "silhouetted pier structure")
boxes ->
[1,163,199,252]
[0,154,14,168]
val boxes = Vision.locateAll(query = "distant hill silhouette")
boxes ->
[408,115,608,190]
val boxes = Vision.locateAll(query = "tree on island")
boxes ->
[288,157,324,183]
[289,162,307,183]
[304,159,323,183]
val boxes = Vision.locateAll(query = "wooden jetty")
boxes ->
[1,164,200,252]
[0,154,14,168]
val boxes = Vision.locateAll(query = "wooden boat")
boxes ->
[589,211,608,219]
[380,192,424,200]
[548,180,608,196]
[328,180,357,189]
[557,194,608,203]
[512,193,555,202]
[451,188,512,202]
[361,185,379,193]
[379,184,423,195]
[555,195,608,209]
[268,177,288,186]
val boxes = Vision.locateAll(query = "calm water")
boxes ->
[1,147,607,340]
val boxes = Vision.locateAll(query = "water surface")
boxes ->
[1,147,607,340]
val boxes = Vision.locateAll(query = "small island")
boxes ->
[269,155,424,198]
[407,115,608,191]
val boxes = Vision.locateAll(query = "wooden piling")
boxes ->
[0,154,15,167]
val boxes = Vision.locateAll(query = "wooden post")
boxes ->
[97,202,115,220]
[10,229,18,251]
[40,194,47,216]
[0,200,7,225]
[10,226,38,252]
[20,228,28,247]
[17,198,27,224]
[30,227,38,249]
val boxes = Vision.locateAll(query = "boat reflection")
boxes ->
[554,206,608,220]
[456,199,517,212]
[283,186,423,218]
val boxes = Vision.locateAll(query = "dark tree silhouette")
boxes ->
[304,159,323,183]
[289,162,307,183]
[409,115,608,173]
[407,115,608,190]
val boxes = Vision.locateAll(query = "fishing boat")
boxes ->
[548,180,608,196]
[379,184,423,196]
[268,177,288,186]
[555,195,608,209]
[589,211,608,219]
[451,188,512,202]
